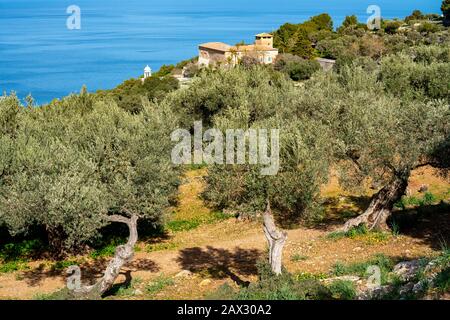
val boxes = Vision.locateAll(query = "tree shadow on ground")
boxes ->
[310,195,372,230]
[21,257,159,287]
[389,202,450,251]
[103,270,133,297]
[176,246,262,287]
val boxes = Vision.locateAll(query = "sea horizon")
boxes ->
[0,0,443,104]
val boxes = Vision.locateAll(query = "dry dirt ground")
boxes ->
[0,167,448,300]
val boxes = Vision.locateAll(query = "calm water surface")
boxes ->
[0,0,442,103]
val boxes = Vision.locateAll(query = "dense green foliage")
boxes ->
[96,76,179,113]
[443,0,450,26]
[169,40,449,222]
[0,7,449,266]
[0,93,181,254]
[208,260,333,300]
[164,67,332,223]
[380,45,450,100]
[274,54,321,81]
[273,14,333,58]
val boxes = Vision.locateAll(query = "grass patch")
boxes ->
[166,219,201,232]
[109,277,143,297]
[295,272,328,281]
[0,260,30,273]
[146,242,178,253]
[0,239,45,262]
[0,239,45,273]
[331,254,395,285]
[432,248,450,293]
[33,292,57,300]
[90,237,126,259]
[328,280,357,300]
[327,224,389,244]
[327,224,368,240]
[434,267,450,293]
[390,220,400,237]
[50,260,79,272]
[291,254,308,262]
[395,192,438,210]
[146,275,175,296]
[166,211,231,233]
[209,260,333,300]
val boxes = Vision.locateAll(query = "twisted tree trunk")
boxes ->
[263,202,287,275]
[340,174,408,232]
[61,214,138,300]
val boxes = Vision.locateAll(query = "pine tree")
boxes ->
[442,0,450,26]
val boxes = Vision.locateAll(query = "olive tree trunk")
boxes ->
[263,202,287,275]
[62,214,138,300]
[340,175,408,232]
[46,226,68,259]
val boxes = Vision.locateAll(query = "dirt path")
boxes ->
[0,168,447,300]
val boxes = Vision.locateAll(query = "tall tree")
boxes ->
[442,0,450,26]
[341,15,358,28]
[0,94,180,257]
[308,65,450,231]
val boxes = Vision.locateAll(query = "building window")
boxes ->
[268,57,272,62]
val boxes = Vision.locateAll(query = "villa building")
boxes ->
[198,33,279,67]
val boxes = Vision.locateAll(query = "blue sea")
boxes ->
[0,0,442,104]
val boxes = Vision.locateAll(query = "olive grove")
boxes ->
[0,92,181,297]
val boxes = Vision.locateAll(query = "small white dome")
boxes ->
[144,65,151,72]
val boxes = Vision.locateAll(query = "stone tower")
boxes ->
[255,33,274,48]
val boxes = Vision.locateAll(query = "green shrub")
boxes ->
[285,60,321,81]
[421,192,437,206]
[0,260,29,273]
[390,221,400,237]
[0,94,181,255]
[208,259,332,300]
[236,260,332,300]
[295,272,328,281]
[331,254,395,285]
[384,21,402,34]
[381,51,450,100]
[434,268,450,293]
[90,237,126,259]
[417,22,440,34]
[328,280,357,300]
[0,239,45,262]
[395,192,438,209]
[112,277,143,297]
[274,54,321,81]
[346,224,368,238]
[205,282,237,300]
[327,224,372,240]
[50,260,79,271]
[0,239,45,273]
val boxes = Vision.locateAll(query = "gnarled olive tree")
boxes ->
[294,62,449,232]
[0,93,180,296]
